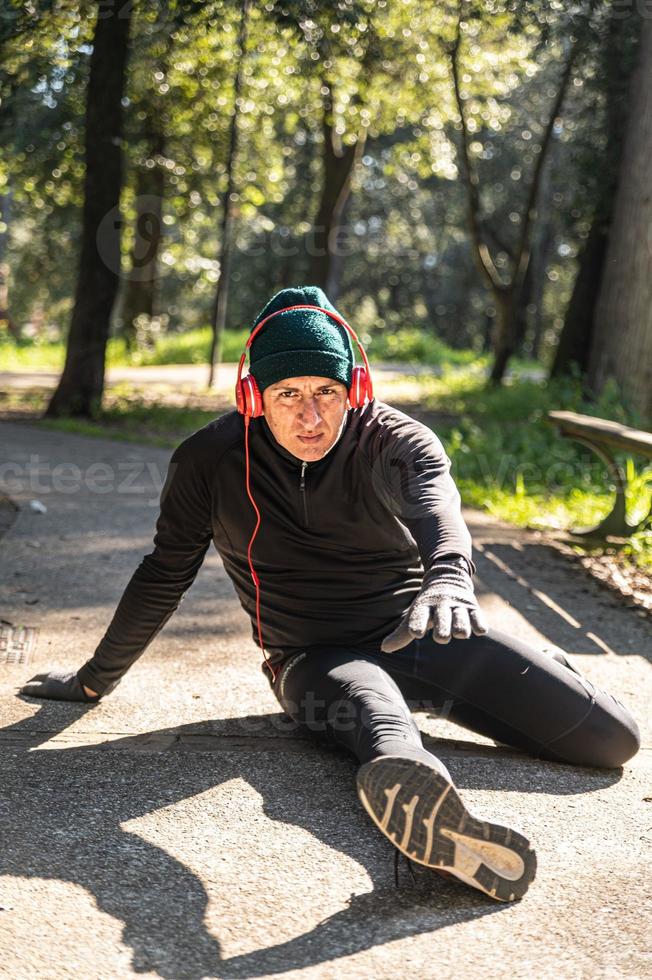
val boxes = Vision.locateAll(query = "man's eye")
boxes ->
[277,389,336,399]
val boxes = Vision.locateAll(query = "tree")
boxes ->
[4,0,638,374]
[448,8,577,384]
[45,1,132,418]
[588,13,652,424]
[117,2,179,352]
[550,219,606,379]
[309,76,367,297]
[118,128,166,351]
[269,2,424,300]
[0,4,92,330]
[0,189,19,338]
[208,0,251,387]
[551,7,640,381]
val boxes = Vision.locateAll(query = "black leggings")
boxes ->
[270,627,640,773]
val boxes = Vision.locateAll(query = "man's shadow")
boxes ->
[1,702,622,979]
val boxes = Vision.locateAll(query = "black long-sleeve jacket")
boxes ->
[78,399,475,694]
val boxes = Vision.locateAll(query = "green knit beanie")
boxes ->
[249,286,354,392]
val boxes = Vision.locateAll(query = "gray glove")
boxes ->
[20,670,101,703]
[381,559,489,653]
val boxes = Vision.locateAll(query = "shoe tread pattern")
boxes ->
[357,757,536,902]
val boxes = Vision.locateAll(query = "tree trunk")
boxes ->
[118,131,165,351]
[487,49,573,385]
[449,16,577,386]
[309,84,366,293]
[0,266,18,339]
[513,252,535,357]
[588,15,652,423]
[481,311,493,353]
[488,288,517,383]
[0,190,19,339]
[323,192,353,302]
[529,217,554,361]
[550,218,607,378]
[526,151,556,360]
[45,1,132,418]
[208,0,250,388]
[551,9,636,381]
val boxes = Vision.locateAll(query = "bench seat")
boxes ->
[548,411,652,538]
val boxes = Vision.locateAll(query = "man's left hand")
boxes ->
[20,670,101,702]
[381,561,488,653]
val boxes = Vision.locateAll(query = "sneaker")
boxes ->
[356,756,537,902]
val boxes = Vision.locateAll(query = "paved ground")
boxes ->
[0,362,439,392]
[0,360,545,396]
[0,362,446,425]
[0,419,650,980]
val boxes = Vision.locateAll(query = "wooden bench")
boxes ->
[548,411,652,538]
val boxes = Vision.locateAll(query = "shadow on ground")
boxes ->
[473,541,651,664]
[1,702,623,979]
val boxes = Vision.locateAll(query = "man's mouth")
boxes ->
[297,434,323,443]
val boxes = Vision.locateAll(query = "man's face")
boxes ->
[262,375,349,462]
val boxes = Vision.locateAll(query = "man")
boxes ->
[23,286,640,902]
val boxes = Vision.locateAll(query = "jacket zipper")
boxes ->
[299,461,309,526]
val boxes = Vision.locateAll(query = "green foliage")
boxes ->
[6,352,648,568]
[39,393,217,448]
[2,0,626,364]
[0,336,64,369]
[623,531,652,572]
[1,325,478,369]
[365,328,480,366]
[418,366,652,571]
[0,2,93,322]
[1,2,648,580]
[0,328,249,370]
[109,327,249,366]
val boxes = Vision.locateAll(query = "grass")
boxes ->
[2,337,650,573]
[38,404,219,449]
[0,382,227,448]
[411,365,652,572]
[0,328,250,371]
[365,328,481,366]
[0,326,483,372]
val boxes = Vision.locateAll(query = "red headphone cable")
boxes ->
[244,415,278,683]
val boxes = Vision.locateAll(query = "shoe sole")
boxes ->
[357,756,537,902]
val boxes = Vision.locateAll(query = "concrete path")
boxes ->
[0,420,650,979]
[0,360,544,392]
[0,363,423,392]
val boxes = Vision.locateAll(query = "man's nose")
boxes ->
[299,397,321,427]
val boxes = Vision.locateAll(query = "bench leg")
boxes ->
[567,436,651,539]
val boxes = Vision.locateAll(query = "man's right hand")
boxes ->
[20,670,100,703]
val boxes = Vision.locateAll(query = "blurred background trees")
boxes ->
[0,0,650,422]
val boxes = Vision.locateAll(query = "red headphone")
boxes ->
[235,303,374,682]
[235,304,373,416]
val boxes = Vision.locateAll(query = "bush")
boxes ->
[365,327,481,366]
[420,366,651,569]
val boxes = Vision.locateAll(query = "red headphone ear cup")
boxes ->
[348,366,371,408]
[236,374,264,417]
[235,380,246,414]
